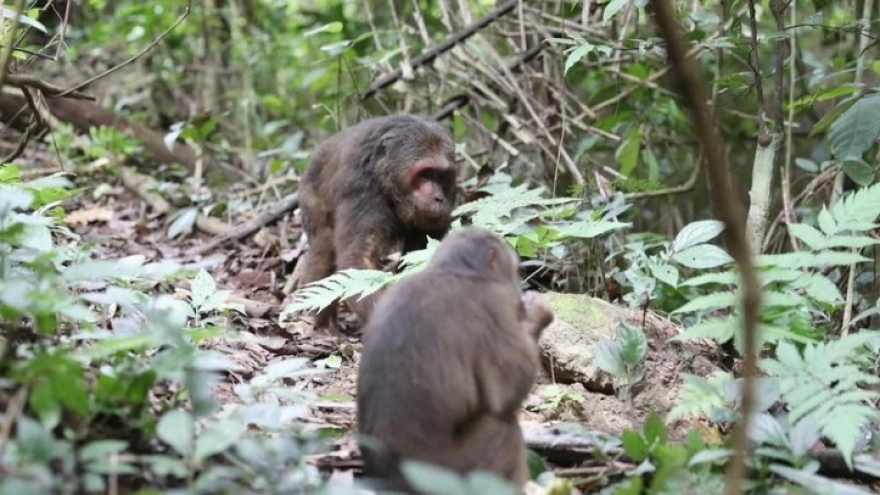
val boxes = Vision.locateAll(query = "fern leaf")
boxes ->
[829,181,880,232]
[760,338,880,469]
[453,184,576,220]
[666,371,730,423]
[282,269,392,315]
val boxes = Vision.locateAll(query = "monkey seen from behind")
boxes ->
[356,227,555,494]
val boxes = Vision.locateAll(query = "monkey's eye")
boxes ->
[418,168,442,181]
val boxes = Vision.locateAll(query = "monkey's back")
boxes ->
[356,268,526,485]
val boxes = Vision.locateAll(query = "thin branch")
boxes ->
[361,0,519,100]
[57,0,192,97]
[649,4,761,495]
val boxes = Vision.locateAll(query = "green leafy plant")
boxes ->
[284,183,630,318]
[592,321,648,407]
[533,384,586,414]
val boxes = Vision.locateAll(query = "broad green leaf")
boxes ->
[648,261,679,287]
[401,461,469,495]
[621,429,648,461]
[194,417,247,463]
[842,158,874,186]
[672,220,726,252]
[810,96,858,138]
[795,158,819,173]
[828,94,880,160]
[671,244,733,269]
[681,271,739,287]
[603,0,632,22]
[593,337,626,377]
[556,220,630,239]
[2,7,47,32]
[80,440,129,462]
[617,127,641,177]
[303,21,343,37]
[770,463,876,495]
[670,317,737,343]
[564,42,595,74]
[813,250,871,266]
[822,235,879,250]
[673,291,738,314]
[157,409,195,456]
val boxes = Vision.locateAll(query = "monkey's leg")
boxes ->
[450,415,530,490]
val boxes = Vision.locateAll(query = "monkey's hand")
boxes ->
[521,291,554,340]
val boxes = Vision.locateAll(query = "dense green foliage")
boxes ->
[3,0,880,494]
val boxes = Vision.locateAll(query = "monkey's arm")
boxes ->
[334,201,397,325]
[520,291,554,341]
[474,293,543,418]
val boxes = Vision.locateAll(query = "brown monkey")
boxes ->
[295,114,458,333]
[356,227,554,493]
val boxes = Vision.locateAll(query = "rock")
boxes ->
[537,292,632,388]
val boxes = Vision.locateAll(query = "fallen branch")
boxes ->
[361,0,518,100]
[119,167,172,215]
[6,73,94,100]
[191,193,299,256]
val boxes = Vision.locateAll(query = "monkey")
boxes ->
[295,114,458,333]
[355,227,555,494]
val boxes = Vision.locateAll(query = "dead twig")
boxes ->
[192,193,299,256]
[431,39,548,120]
[362,0,518,100]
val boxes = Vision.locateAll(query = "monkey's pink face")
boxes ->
[406,158,457,231]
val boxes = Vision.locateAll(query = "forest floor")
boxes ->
[21,138,712,475]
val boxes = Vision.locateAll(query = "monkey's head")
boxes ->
[373,118,458,232]
[429,227,519,282]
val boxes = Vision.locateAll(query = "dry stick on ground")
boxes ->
[649,2,761,495]
[191,193,299,257]
[361,0,518,100]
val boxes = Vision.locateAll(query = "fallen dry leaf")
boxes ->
[64,207,114,226]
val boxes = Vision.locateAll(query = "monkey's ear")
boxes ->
[486,246,500,275]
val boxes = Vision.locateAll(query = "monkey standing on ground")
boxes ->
[295,115,458,333]
[356,227,555,493]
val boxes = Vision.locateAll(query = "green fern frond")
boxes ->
[282,268,393,315]
[398,237,441,270]
[666,371,731,423]
[760,337,880,468]
[453,184,576,226]
[829,182,880,234]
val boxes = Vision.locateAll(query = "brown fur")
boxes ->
[356,227,554,493]
[296,115,458,332]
